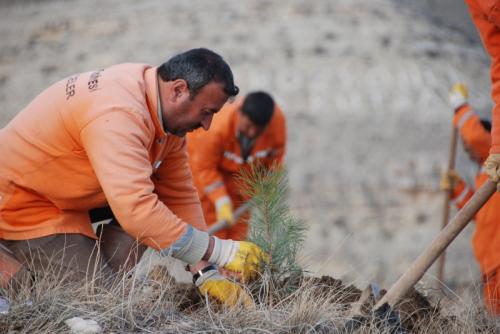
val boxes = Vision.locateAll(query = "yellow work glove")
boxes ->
[448,82,468,110]
[195,265,255,309]
[215,196,235,226]
[485,154,500,191]
[208,238,269,283]
[439,170,460,192]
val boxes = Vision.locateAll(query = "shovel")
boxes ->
[208,202,252,235]
[345,180,496,331]
[436,100,460,285]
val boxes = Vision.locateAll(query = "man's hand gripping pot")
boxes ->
[191,238,268,309]
[193,264,255,309]
[165,226,268,308]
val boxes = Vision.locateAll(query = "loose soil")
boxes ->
[148,265,449,332]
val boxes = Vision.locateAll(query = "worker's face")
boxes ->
[237,112,265,140]
[160,79,228,137]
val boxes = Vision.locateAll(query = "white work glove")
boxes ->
[162,228,267,283]
[208,238,268,283]
[194,265,254,309]
[215,196,235,226]
[485,154,500,191]
[448,82,468,110]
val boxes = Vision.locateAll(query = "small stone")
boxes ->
[65,317,102,334]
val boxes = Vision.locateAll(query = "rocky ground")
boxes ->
[0,0,493,300]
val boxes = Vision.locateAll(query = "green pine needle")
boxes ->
[238,163,308,291]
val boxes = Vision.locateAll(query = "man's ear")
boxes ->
[171,79,189,101]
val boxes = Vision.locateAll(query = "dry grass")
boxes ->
[1,261,500,333]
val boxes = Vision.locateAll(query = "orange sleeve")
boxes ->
[453,105,491,162]
[465,0,500,153]
[188,128,229,205]
[153,138,207,232]
[80,110,187,250]
[271,105,287,165]
[450,175,474,210]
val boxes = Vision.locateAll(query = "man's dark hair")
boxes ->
[157,48,239,98]
[480,118,492,133]
[241,91,275,126]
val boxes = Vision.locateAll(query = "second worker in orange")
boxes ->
[188,91,287,240]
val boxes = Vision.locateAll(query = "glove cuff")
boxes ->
[208,236,238,267]
[193,265,221,287]
[215,196,232,211]
[450,99,467,111]
[449,83,468,110]
[167,227,210,265]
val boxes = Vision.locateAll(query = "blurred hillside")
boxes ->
[0,0,492,292]
[400,0,480,44]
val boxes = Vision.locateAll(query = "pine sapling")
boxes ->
[238,163,307,297]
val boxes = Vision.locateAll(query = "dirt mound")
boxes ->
[148,266,449,332]
[394,288,437,332]
[306,276,442,332]
[305,275,362,305]
[147,265,203,312]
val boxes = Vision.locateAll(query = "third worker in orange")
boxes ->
[441,84,500,315]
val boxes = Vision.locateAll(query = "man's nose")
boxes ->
[201,114,213,131]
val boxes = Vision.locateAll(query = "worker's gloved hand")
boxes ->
[215,196,235,226]
[448,82,468,111]
[208,238,268,283]
[485,154,500,191]
[439,170,460,192]
[195,265,255,309]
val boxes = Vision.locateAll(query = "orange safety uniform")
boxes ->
[0,63,206,250]
[451,104,500,314]
[465,0,500,153]
[187,98,286,240]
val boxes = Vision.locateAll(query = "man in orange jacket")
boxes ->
[465,0,500,189]
[0,48,266,308]
[441,84,500,315]
[187,91,286,240]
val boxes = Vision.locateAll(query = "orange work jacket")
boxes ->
[187,98,286,239]
[0,63,205,250]
[465,0,500,153]
[451,104,500,275]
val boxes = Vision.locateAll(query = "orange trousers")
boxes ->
[484,270,500,315]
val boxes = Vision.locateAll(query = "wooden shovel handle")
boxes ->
[437,123,459,282]
[374,180,496,310]
[207,202,252,235]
